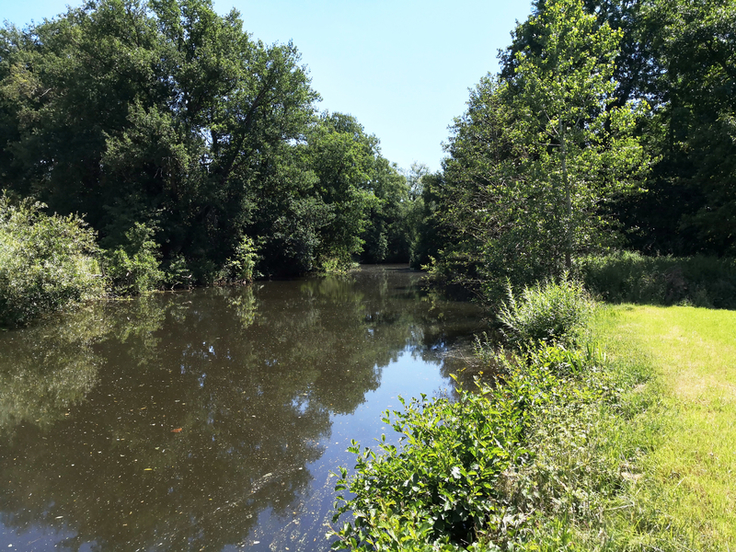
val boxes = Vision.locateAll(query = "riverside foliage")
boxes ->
[420,0,736,302]
[330,279,643,551]
[0,0,413,286]
[0,195,104,326]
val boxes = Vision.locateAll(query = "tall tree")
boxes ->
[509,0,649,269]
[438,0,649,297]
[0,0,320,279]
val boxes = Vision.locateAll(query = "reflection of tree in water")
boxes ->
[0,305,113,437]
[0,268,486,551]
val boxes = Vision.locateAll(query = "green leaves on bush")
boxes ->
[330,359,567,551]
[498,276,594,347]
[331,275,615,550]
[330,337,627,551]
[0,194,105,327]
[224,235,260,283]
[102,223,164,295]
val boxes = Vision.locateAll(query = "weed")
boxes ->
[498,275,594,347]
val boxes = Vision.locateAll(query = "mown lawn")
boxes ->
[595,305,736,550]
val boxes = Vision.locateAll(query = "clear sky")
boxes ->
[1,0,532,172]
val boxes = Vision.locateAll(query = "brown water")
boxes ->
[0,266,486,551]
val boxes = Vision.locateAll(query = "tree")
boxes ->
[438,0,649,298]
[659,0,736,254]
[507,0,648,268]
[0,0,320,280]
[304,112,380,270]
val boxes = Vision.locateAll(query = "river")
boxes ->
[0,265,487,551]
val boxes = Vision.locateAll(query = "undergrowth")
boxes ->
[578,251,736,309]
[0,195,105,327]
[330,281,695,550]
[498,275,595,347]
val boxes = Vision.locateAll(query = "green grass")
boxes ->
[594,305,736,550]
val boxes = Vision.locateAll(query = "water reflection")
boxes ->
[0,266,486,551]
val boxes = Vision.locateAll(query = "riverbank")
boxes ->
[331,300,736,550]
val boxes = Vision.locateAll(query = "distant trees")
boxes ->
[0,0,414,291]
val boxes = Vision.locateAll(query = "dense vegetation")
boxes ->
[0,195,104,326]
[330,280,639,551]
[0,0,414,302]
[2,0,735,326]
[416,0,736,302]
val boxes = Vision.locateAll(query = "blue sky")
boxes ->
[2,0,532,172]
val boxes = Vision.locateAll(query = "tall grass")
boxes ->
[498,275,595,347]
[578,251,736,308]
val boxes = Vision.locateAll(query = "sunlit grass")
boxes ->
[595,305,736,550]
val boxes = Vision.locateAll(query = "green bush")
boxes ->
[0,194,105,326]
[331,382,531,551]
[498,276,594,347]
[102,222,164,295]
[224,235,260,283]
[578,251,736,308]
[330,342,610,551]
[163,254,194,290]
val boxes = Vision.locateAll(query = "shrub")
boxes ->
[102,222,164,295]
[498,275,594,347]
[331,384,529,551]
[578,251,736,308]
[330,346,603,551]
[163,254,194,290]
[0,194,105,326]
[224,235,260,283]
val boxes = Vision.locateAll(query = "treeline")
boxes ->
[2,0,736,325]
[414,0,736,301]
[0,0,417,291]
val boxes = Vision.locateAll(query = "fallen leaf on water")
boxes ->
[171,428,183,433]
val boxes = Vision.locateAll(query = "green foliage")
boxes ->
[331,379,535,550]
[0,0,332,280]
[162,254,193,290]
[331,305,685,552]
[224,235,260,282]
[0,194,104,327]
[305,112,380,270]
[0,0,419,278]
[331,339,623,551]
[102,223,164,295]
[498,276,594,347]
[579,251,736,308]
[433,0,649,298]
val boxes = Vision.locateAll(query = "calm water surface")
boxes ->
[0,266,486,551]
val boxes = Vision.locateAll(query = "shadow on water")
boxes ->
[0,265,487,551]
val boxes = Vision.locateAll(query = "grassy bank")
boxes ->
[594,305,736,550]
[331,286,736,550]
